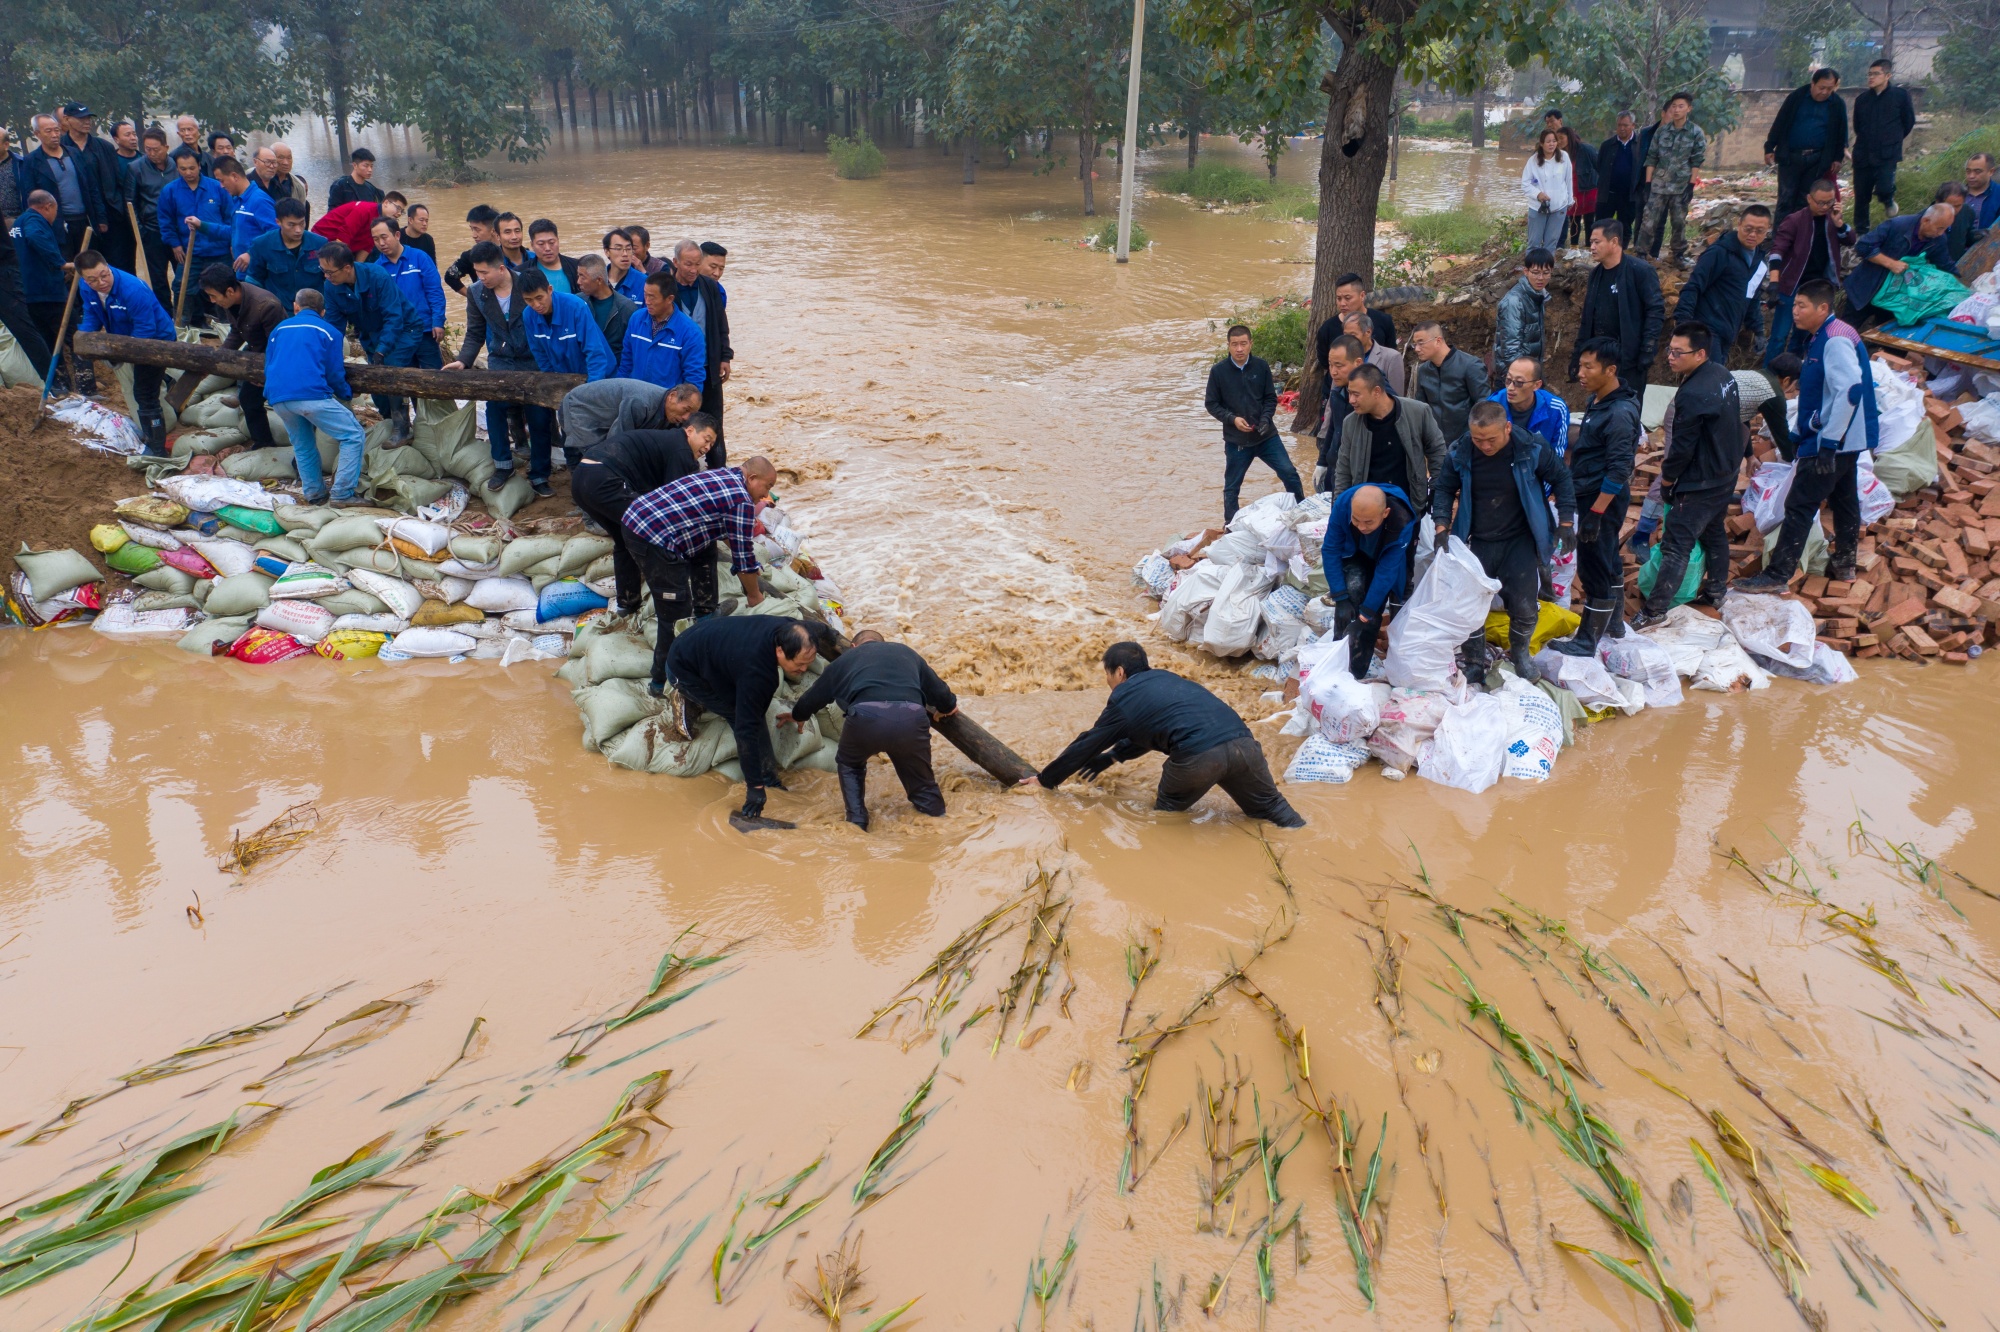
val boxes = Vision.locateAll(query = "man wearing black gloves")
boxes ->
[1554,339,1641,656]
[784,630,958,829]
[1037,642,1305,827]
[1322,483,1420,677]
[1429,401,1577,683]
[572,414,717,615]
[1204,324,1303,522]
[665,616,822,825]
[1634,326,1743,627]
[1572,220,1664,390]
[1672,205,1771,355]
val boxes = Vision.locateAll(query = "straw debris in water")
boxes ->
[216,801,321,877]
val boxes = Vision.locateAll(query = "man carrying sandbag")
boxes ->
[1322,483,1419,678]
[622,456,776,694]
[1428,401,1577,683]
[74,249,175,457]
[666,616,823,827]
[572,414,717,618]
[264,289,368,507]
[560,378,700,454]
[1035,642,1305,828]
[782,630,958,830]
[198,265,285,451]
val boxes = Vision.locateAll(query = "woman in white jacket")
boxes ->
[1521,130,1574,253]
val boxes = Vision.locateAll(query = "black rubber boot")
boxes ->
[1552,601,1613,656]
[1509,641,1542,683]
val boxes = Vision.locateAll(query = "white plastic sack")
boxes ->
[1229,492,1297,545]
[157,475,279,513]
[1202,563,1275,657]
[1418,693,1510,795]
[1202,530,1266,565]
[347,569,424,619]
[1960,393,2000,446]
[1159,560,1226,641]
[1743,461,1792,533]
[1300,638,1381,745]
[92,603,195,640]
[1532,648,1640,713]
[189,539,257,578]
[330,613,409,634]
[1753,641,1858,685]
[1498,678,1562,781]
[1367,688,1453,773]
[1285,734,1369,784]
[1692,638,1773,692]
[376,517,453,556]
[1855,452,1894,525]
[1634,605,1726,677]
[1134,552,1174,597]
[256,599,334,644]
[1385,536,1497,691]
[466,576,539,615]
[1721,594,1816,670]
[120,522,182,551]
[268,563,346,600]
[1606,626,1687,707]
[390,626,478,658]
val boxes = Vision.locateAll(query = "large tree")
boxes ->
[360,0,549,177]
[1543,0,1740,140]
[1176,0,1562,427]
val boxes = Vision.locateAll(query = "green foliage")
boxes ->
[1157,162,1283,203]
[1932,3,2000,116]
[1090,218,1151,249]
[1384,207,1507,283]
[1542,0,1740,141]
[1897,124,2000,214]
[827,133,886,178]
[1399,107,1481,141]
[1225,299,1310,379]
[359,0,549,170]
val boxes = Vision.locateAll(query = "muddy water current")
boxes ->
[4,138,2000,1330]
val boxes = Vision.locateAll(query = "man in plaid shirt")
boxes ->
[622,455,779,692]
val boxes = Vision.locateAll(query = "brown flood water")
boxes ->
[5,139,2000,1331]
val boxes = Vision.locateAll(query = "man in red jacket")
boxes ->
[1762,178,1852,366]
[311,192,406,259]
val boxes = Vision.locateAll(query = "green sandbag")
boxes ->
[331,545,402,575]
[222,449,299,482]
[204,571,275,617]
[13,545,102,600]
[1872,255,1970,325]
[575,678,665,752]
[603,708,738,777]
[409,400,477,476]
[584,631,654,684]
[105,541,162,575]
[256,534,311,564]
[191,578,210,608]
[1871,418,1938,496]
[179,396,243,430]
[373,474,456,512]
[0,320,37,387]
[172,428,249,458]
[133,591,199,612]
[443,436,497,489]
[314,515,388,552]
[216,505,284,536]
[555,655,591,688]
[133,564,197,594]
[177,615,253,653]
[318,588,390,616]
[368,444,439,480]
[558,534,615,577]
[583,554,614,584]
[216,523,271,546]
[276,505,339,534]
[498,535,565,578]
[400,556,442,582]
[1635,541,1704,605]
[484,472,535,519]
[449,534,504,566]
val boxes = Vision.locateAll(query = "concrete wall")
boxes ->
[1706,85,1929,169]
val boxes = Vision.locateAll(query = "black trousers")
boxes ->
[633,541,717,686]
[1574,494,1627,604]
[1851,160,1897,234]
[701,377,726,468]
[0,270,52,377]
[1645,485,1732,611]
[1773,154,1827,225]
[1596,194,1638,245]
[130,363,166,452]
[836,701,945,825]
[238,379,278,448]
[101,208,136,273]
[571,464,643,610]
[139,227,175,309]
[1767,450,1858,580]
[1332,551,1409,676]
[1156,737,1303,826]
[1466,531,1541,654]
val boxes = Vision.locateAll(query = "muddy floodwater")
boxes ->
[6,139,2000,1331]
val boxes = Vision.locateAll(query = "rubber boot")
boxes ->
[1601,596,1626,644]
[1510,640,1542,683]
[1552,601,1613,656]
[388,398,413,445]
[140,410,168,458]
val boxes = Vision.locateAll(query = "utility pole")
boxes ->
[1114,0,1147,262]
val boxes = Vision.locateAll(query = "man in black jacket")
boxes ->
[1555,339,1642,656]
[1672,205,1771,354]
[23,113,105,255]
[1571,220,1664,390]
[667,616,825,823]
[572,415,716,613]
[59,105,125,269]
[1595,111,1645,241]
[1764,69,1848,225]
[442,203,500,295]
[1037,642,1304,827]
[198,267,287,450]
[784,631,959,829]
[1850,60,1916,233]
[667,239,734,465]
[1205,324,1303,522]
[1635,326,1742,627]
[326,148,384,210]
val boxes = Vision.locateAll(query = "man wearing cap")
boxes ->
[59,104,125,263]
[326,148,384,209]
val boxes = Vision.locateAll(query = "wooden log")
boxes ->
[72,331,584,408]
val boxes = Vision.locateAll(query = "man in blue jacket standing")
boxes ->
[616,270,707,395]
[213,157,276,271]
[264,289,369,505]
[74,250,175,455]
[1487,357,1570,457]
[245,198,325,309]
[318,239,426,444]
[368,214,445,367]
[18,192,70,384]
[1430,401,1577,683]
[445,241,556,495]
[518,267,612,467]
[159,146,230,323]
[1734,280,1877,592]
[1321,483,1419,677]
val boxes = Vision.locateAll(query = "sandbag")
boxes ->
[114,496,189,530]
[256,534,312,564]
[330,612,409,634]
[1202,562,1276,657]
[585,631,655,684]
[1753,641,1858,685]
[1720,594,1816,670]
[270,563,346,600]
[318,588,391,617]
[90,524,129,553]
[105,542,163,575]
[228,626,313,664]
[158,474,274,513]
[13,546,101,601]
[120,522,181,550]
[538,578,608,623]
[575,677,667,752]
[448,535,505,566]
[1531,648,1638,713]
[1159,559,1226,641]
[133,565,198,595]
[410,599,485,627]
[466,576,538,614]
[603,708,738,777]
[1484,601,1580,654]
[1418,693,1510,794]
[440,576,475,605]
[408,400,478,475]
[314,515,390,553]
[178,615,253,654]
[559,534,617,577]
[222,449,299,482]
[171,427,249,458]
[485,472,535,519]
[1367,688,1453,774]
[159,546,217,579]
[1497,677,1562,781]
[91,603,195,640]
[190,539,257,577]
[1635,536,1704,605]
[276,504,338,534]
[217,505,284,537]
[204,571,276,617]
[1386,536,1497,690]
[1601,629,1684,707]
[1692,638,1773,692]
[498,536,565,579]
[345,569,423,619]
[377,517,452,556]
[1298,636,1379,745]
[314,629,388,660]
[389,626,476,657]
[0,318,38,387]
[1872,413,1938,496]
[257,599,334,643]
[1285,734,1368,784]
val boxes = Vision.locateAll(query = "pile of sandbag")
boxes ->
[1140,492,1334,667]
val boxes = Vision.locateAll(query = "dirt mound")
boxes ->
[0,388,141,579]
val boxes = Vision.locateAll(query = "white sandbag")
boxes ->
[558,534,616,577]
[504,609,577,633]
[256,598,334,643]
[389,627,477,658]
[157,474,278,513]
[1417,693,1510,795]
[93,602,196,640]
[585,631,655,684]
[1753,641,1859,685]
[1299,637,1380,745]
[1202,530,1266,565]
[1532,648,1638,712]
[1633,605,1727,677]
[436,558,500,579]
[1721,594,1816,670]
[1855,452,1894,526]
[345,569,424,619]
[1385,536,1497,691]
[1742,460,1792,533]
[1692,638,1773,692]
[189,538,257,578]
[1201,563,1275,657]
[1285,734,1369,784]
[1134,552,1175,597]
[268,563,347,600]
[1229,492,1297,545]
[1367,688,1453,773]
[119,521,182,550]
[376,516,452,556]
[1159,560,1227,641]
[466,576,538,614]
[1497,677,1562,781]
[330,613,409,634]
[440,575,476,605]
[1601,628,1684,707]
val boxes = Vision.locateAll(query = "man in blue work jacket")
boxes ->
[213,157,276,270]
[519,267,614,470]
[368,213,446,368]
[615,269,706,393]
[245,197,325,309]
[317,239,426,443]
[264,289,370,505]
[75,249,175,455]
[158,145,230,324]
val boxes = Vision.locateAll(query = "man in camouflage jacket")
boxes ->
[1639,93,1707,265]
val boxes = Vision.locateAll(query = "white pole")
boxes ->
[1114,0,1147,263]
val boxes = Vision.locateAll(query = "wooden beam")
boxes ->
[73,332,584,408]
[1863,329,2000,375]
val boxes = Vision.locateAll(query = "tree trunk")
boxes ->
[329,72,352,163]
[588,85,599,130]
[963,132,976,183]
[1471,82,1486,149]
[1185,93,1202,169]
[638,84,652,144]
[1080,128,1097,214]
[566,74,578,130]
[1291,51,1398,433]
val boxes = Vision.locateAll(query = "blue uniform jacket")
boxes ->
[1846,215,1954,311]
[612,266,647,303]
[374,245,446,331]
[78,268,175,340]
[263,311,354,404]
[524,291,613,379]
[614,305,706,389]
[1322,484,1419,615]
[15,209,68,304]
[1429,427,1578,565]
[322,261,423,362]
[245,229,326,309]
[228,181,278,259]
[1485,386,1570,458]
[159,175,233,260]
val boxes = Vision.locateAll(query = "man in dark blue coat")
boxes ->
[1321,483,1418,677]
[1672,206,1771,353]
[1844,206,1955,324]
